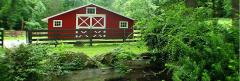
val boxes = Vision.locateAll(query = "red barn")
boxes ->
[42,4,135,39]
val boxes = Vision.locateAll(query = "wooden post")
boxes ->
[2,30,3,47]
[26,29,29,43]
[232,0,239,28]
[1,30,4,47]
[54,30,59,47]
[89,29,93,46]
[54,40,58,47]
[28,30,32,44]
[123,29,126,42]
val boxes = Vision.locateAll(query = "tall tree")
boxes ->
[185,0,197,8]
[232,0,239,28]
[213,0,225,17]
[63,0,87,10]
[0,0,46,30]
[42,0,65,17]
[123,0,156,27]
[25,0,46,30]
[112,0,127,12]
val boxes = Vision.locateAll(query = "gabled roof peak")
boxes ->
[42,3,134,22]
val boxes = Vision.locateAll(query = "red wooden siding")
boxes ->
[47,4,134,39]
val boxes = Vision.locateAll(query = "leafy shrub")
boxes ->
[0,49,9,80]
[144,2,239,81]
[94,48,137,73]
[95,48,137,66]
[0,44,101,80]
[50,51,98,75]
[0,44,52,81]
[113,48,137,61]
[0,48,4,56]
[25,21,42,30]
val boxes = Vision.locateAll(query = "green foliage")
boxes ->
[0,0,234,30]
[25,21,42,30]
[49,51,98,75]
[94,47,137,73]
[0,0,47,30]
[113,48,137,61]
[223,0,232,17]
[144,1,239,81]
[0,47,5,56]
[0,44,52,81]
[111,48,137,73]
[0,44,100,81]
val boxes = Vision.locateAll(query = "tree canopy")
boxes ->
[0,0,237,30]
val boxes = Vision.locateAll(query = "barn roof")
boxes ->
[42,3,135,22]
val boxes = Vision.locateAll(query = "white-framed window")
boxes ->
[86,7,96,14]
[119,21,128,28]
[53,20,62,27]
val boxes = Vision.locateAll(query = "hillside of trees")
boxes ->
[0,0,238,30]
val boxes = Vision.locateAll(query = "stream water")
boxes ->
[52,59,170,81]
[52,68,168,81]
[53,68,123,81]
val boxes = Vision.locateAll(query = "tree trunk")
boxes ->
[215,0,225,17]
[185,0,197,8]
[232,0,239,28]
[21,18,25,30]
[212,0,216,17]
[211,0,225,17]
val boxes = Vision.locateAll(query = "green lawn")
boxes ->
[5,36,26,40]
[3,31,147,57]
[51,42,148,57]
[0,42,147,57]
[4,31,26,41]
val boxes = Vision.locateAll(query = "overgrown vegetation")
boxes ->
[0,44,99,81]
[0,43,145,81]
[94,47,138,73]
[0,45,51,81]
[144,1,239,81]
[49,51,98,76]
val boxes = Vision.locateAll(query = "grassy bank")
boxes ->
[51,42,148,57]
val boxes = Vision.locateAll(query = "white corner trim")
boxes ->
[42,3,135,22]
[119,21,128,28]
[53,20,62,27]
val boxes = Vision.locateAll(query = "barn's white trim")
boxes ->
[53,20,62,27]
[86,7,96,14]
[119,21,128,28]
[42,3,134,22]
[76,14,106,29]
[91,15,106,29]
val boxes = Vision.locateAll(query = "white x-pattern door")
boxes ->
[76,14,106,38]
[76,14,106,29]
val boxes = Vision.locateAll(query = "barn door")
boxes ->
[76,15,91,29]
[76,14,106,29]
[76,14,106,38]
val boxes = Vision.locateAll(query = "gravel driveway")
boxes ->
[4,40,27,48]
